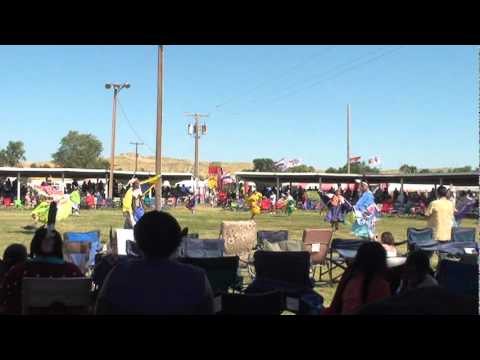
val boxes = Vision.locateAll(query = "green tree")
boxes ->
[289,165,316,173]
[399,164,418,174]
[52,131,110,169]
[419,168,431,174]
[448,166,472,173]
[0,141,26,167]
[252,158,279,172]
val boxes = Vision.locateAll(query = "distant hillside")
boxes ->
[24,154,253,179]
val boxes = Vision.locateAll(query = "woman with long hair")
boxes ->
[322,242,391,315]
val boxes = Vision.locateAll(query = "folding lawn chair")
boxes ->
[63,241,92,275]
[178,237,225,258]
[407,228,438,253]
[220,220,256,268]
[215,290,283,315]
[302,229,334,284]
[22,277,93,315]
[451,227,477,243]
[246,251,323,314]
[436,259,479,298]
[178,256,243,295]
[64,230,102,271]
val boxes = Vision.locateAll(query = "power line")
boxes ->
[230,46,405,117]
[116,98,156,154]
[213,45,338,111]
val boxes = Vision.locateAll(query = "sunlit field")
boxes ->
[0,207,477,306]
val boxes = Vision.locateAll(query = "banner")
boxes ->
[275,158,303,171]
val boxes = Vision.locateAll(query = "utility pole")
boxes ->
[347,104,351,174]
[185,113,209,201]
[130,142,144,174]
[155,45,164,211]
[105,82,130,199]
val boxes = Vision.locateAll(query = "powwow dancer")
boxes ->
[325,188,346,231]
[186,194,196,214]
[246,190,262,220]
[351,181,378,240]
[286,192,296,216]
[70,185,81,216]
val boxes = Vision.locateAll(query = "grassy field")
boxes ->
[0,207,477,306]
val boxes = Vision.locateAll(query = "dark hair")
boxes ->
[3,243,28,270]
[437,186,448,198]
[405,251,433,278]
[30,227,64,259]
[134,211,186,259]
[380,232,395,246]
[349,242,387,305]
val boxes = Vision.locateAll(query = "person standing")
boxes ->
[326,189,345,231]
[352,181,377,240]
[70,186,81,216]
[425,186,454,241]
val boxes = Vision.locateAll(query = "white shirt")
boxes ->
[270,194,276,204]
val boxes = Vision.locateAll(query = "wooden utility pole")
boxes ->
[130,142,144,174]
[155,45,164,210]
[185,112,209,181]
[347,104,351,174]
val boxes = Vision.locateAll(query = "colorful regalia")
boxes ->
[246,192,262,217]
[286,195,296,216]
[351,190,378,239]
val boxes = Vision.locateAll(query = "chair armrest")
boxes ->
[393,240,408,247]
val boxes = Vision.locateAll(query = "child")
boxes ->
[379,232,397,258]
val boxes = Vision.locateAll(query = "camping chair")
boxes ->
[220,220,256,268]
[64,230,102,271]
[247,230,290,279]
[178,237,225,258]
[64,241,92,275]
[435,259,479,298]
[302,229,334,284]
[22,277,93,315]
[246,251,323,314]
[109,228,134,256]
[215,290,283,315]
[178,256,243,295]
[407,228,437,253]
[451,227,476,243]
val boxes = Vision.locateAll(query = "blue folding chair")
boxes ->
[407,228,437,252]
[436,259,479,298]
[64,231,102,269]
[179,237,225,258]
[451,227,476,243]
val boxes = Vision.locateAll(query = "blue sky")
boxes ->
[0,45,477,170]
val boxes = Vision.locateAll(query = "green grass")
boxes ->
[0,207,477,307]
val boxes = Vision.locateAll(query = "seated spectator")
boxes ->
[379,232,397,258]
[357,286,477,315]
[95,211,214,315]
[1,244,28,281]
[396,251,438,294]
[1,228,83,314]
[322,242,391,315]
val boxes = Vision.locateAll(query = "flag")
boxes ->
[275,158,303,171]
[368,156,381,167]
[275,158,288,171]
[140,175,161,195]
[350,156,362,164]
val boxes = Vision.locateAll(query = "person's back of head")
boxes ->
[437,186,448,199]
[134,211,187,259]
[3,243,28,271]
[405,250,434,281]
[30,227,64,259]
[380,232,395,246]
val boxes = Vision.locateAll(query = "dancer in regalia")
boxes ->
[326,189,346,231]
[351,181,378,240]
[246,190,262,220]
